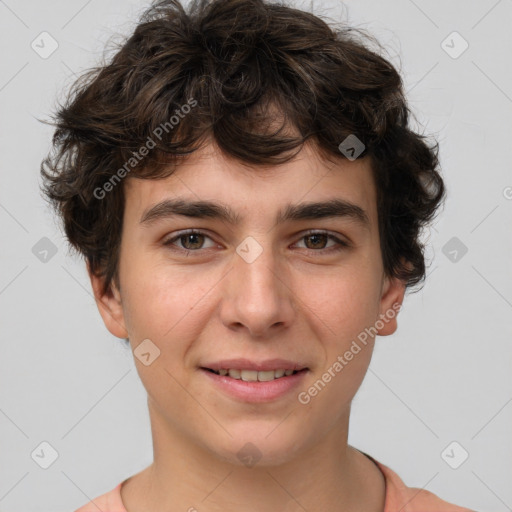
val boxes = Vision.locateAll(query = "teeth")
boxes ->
[213,368,299,381]
[257,370,276,382]
[241,370,258,382]
[228,369,241,379]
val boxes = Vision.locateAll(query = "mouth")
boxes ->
[201,367,307,381]
[198,359,309,402]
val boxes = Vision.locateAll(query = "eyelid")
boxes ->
[161,229,219,249]
[161,228,351,253]
[298,229,352,248]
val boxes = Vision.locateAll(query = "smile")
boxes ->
[204,368,303,381]
[200,365,309,403]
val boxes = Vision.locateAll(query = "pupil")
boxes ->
[306,234,327,249]
[183,234,203,249]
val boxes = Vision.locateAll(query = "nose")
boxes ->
[219,242,296,338]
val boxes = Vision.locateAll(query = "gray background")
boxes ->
[1,0,511,510]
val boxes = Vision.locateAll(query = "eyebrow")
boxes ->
[140,198,370,229]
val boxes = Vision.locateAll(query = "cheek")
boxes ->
[296,274,379,420]
[298,262,381,402]
[119,257,215,349]
[304,264,381,343]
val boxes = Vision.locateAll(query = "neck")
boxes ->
[120,400,385,512]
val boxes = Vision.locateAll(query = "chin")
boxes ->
[204,421,310,468]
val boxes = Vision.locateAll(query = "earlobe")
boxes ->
[87,264,128,339]
[376,275,406,336]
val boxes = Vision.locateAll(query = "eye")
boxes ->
[293,231,350,253]
[161,229,350,255]
[162,230,217,252]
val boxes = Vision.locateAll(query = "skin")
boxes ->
[89,138,406,512]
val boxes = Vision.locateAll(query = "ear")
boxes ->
[87,263,128,339]
[376,274,406,336]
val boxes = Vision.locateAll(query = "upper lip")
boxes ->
[200,358,308,372]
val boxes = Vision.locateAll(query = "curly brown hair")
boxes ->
[40,0,444,296]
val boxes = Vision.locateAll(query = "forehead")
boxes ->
[123,140,378,227]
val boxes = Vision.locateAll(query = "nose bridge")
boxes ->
[221,237,294,336]
[238,241,279,300]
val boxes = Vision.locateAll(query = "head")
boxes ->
[41,0,444,466]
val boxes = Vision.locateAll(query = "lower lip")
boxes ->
[200,368,308,403]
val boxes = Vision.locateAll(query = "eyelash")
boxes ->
[161,229,350,255]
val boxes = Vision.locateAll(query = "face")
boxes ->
[91,139,405,467]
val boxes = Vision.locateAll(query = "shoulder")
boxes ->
[73,483,126,512]
[359,452,476,512]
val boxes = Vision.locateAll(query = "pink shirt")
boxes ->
[74,457,475,512]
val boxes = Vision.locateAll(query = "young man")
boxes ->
[41,0,475,510]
